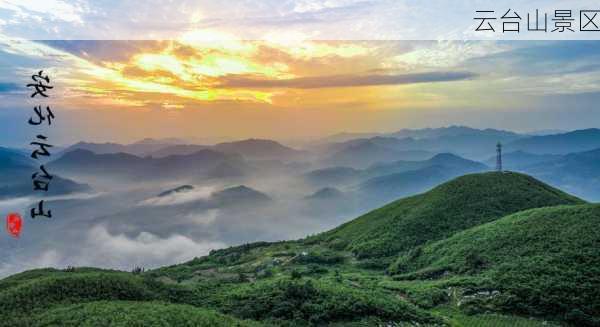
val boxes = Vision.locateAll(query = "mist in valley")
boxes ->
[2,126,600,277]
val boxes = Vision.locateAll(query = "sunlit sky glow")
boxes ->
[0,1,600,145]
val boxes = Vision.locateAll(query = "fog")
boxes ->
[4,127,596,277]
[0,163,366,277]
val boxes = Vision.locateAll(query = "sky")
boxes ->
[0,1,600,146]
[2,0,600,40]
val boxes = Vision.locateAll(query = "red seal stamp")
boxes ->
[6,213,22,238]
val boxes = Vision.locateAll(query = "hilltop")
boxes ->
[355,153,488,207]
[318,172,583,258]
[213,139,306,160]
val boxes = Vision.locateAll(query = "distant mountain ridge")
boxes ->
[305,152,488,193]
[61,141,174,157]
[354,153,488,206]
[148,144,210,158]
[324,139,433,168]
[484,150,561,170]
[158,185,194,197]
[305,187,344,200]
[213,139,306,160]
[390,125,522,140]
[0,146,32,169]
[303,166,361,188]
[0,175,92,199]
[506,128,600,154]
[48,148,246,182]
[322,127,524,162]
[321,127,600,161]
[519,148,600,201]
[0,146,92,198]
[63,138,305,161]
[320,125,523,144]
[211,185,271,206]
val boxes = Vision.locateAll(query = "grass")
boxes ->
[0,172,595,326]
[391,204,600,326]
[211,277,443,326]
[16,301,262,327]
[314,172,584,259]
[433,306,561,327]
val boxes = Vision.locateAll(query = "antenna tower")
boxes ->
[496,142,502,172]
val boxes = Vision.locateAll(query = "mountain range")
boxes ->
[354,158,487,208]
[519,148,600,200]
[505,128,600,154]
[0,147,92,199]
[61,138,182,157]
[304,153,489,210]
[318,126,524,161]
[323,138,433,168]
[480,147,600,201]
[318,125,522,144]
[389,126,522,140]
[484,150,561,170]
[48,148,247,183]
[62,138,306,162]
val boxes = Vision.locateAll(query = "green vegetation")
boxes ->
[214,278,442,326]
[1,172,597,326]
[23,301,261,327]
[433,307,561,327]
[316,172,583,259]
[391,204,600,326]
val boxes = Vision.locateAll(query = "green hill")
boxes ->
[0,172,594,326]
[0,268,261,327]
[0,266,442,327]
[390,204,600,326]
[316,172,584,259]
[16,301,260,327]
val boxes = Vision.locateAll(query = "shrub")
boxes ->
[290,270,302,280]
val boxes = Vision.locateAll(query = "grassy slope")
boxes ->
[0,268,261,327]
[0,172,595,326]
[316,172,584,258]
[433,306,561,327]
[145,241,444,326]
[392,204,600,326]
[0,266,443,326]
[22,301,261,327]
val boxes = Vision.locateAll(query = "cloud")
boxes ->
[291,0,372,14]
[0,193,103,212]
[0,0,86,24]
[220,71,476,89]
[0,250,63,277]
[138,186,216,206]
[0,224,226,276]
[80,225,226,269]
[182,209,218,226]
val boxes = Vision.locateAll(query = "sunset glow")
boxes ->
[1,32,599,144]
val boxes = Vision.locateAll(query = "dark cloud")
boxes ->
[0,82,20,93]
[220,71,476,89]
